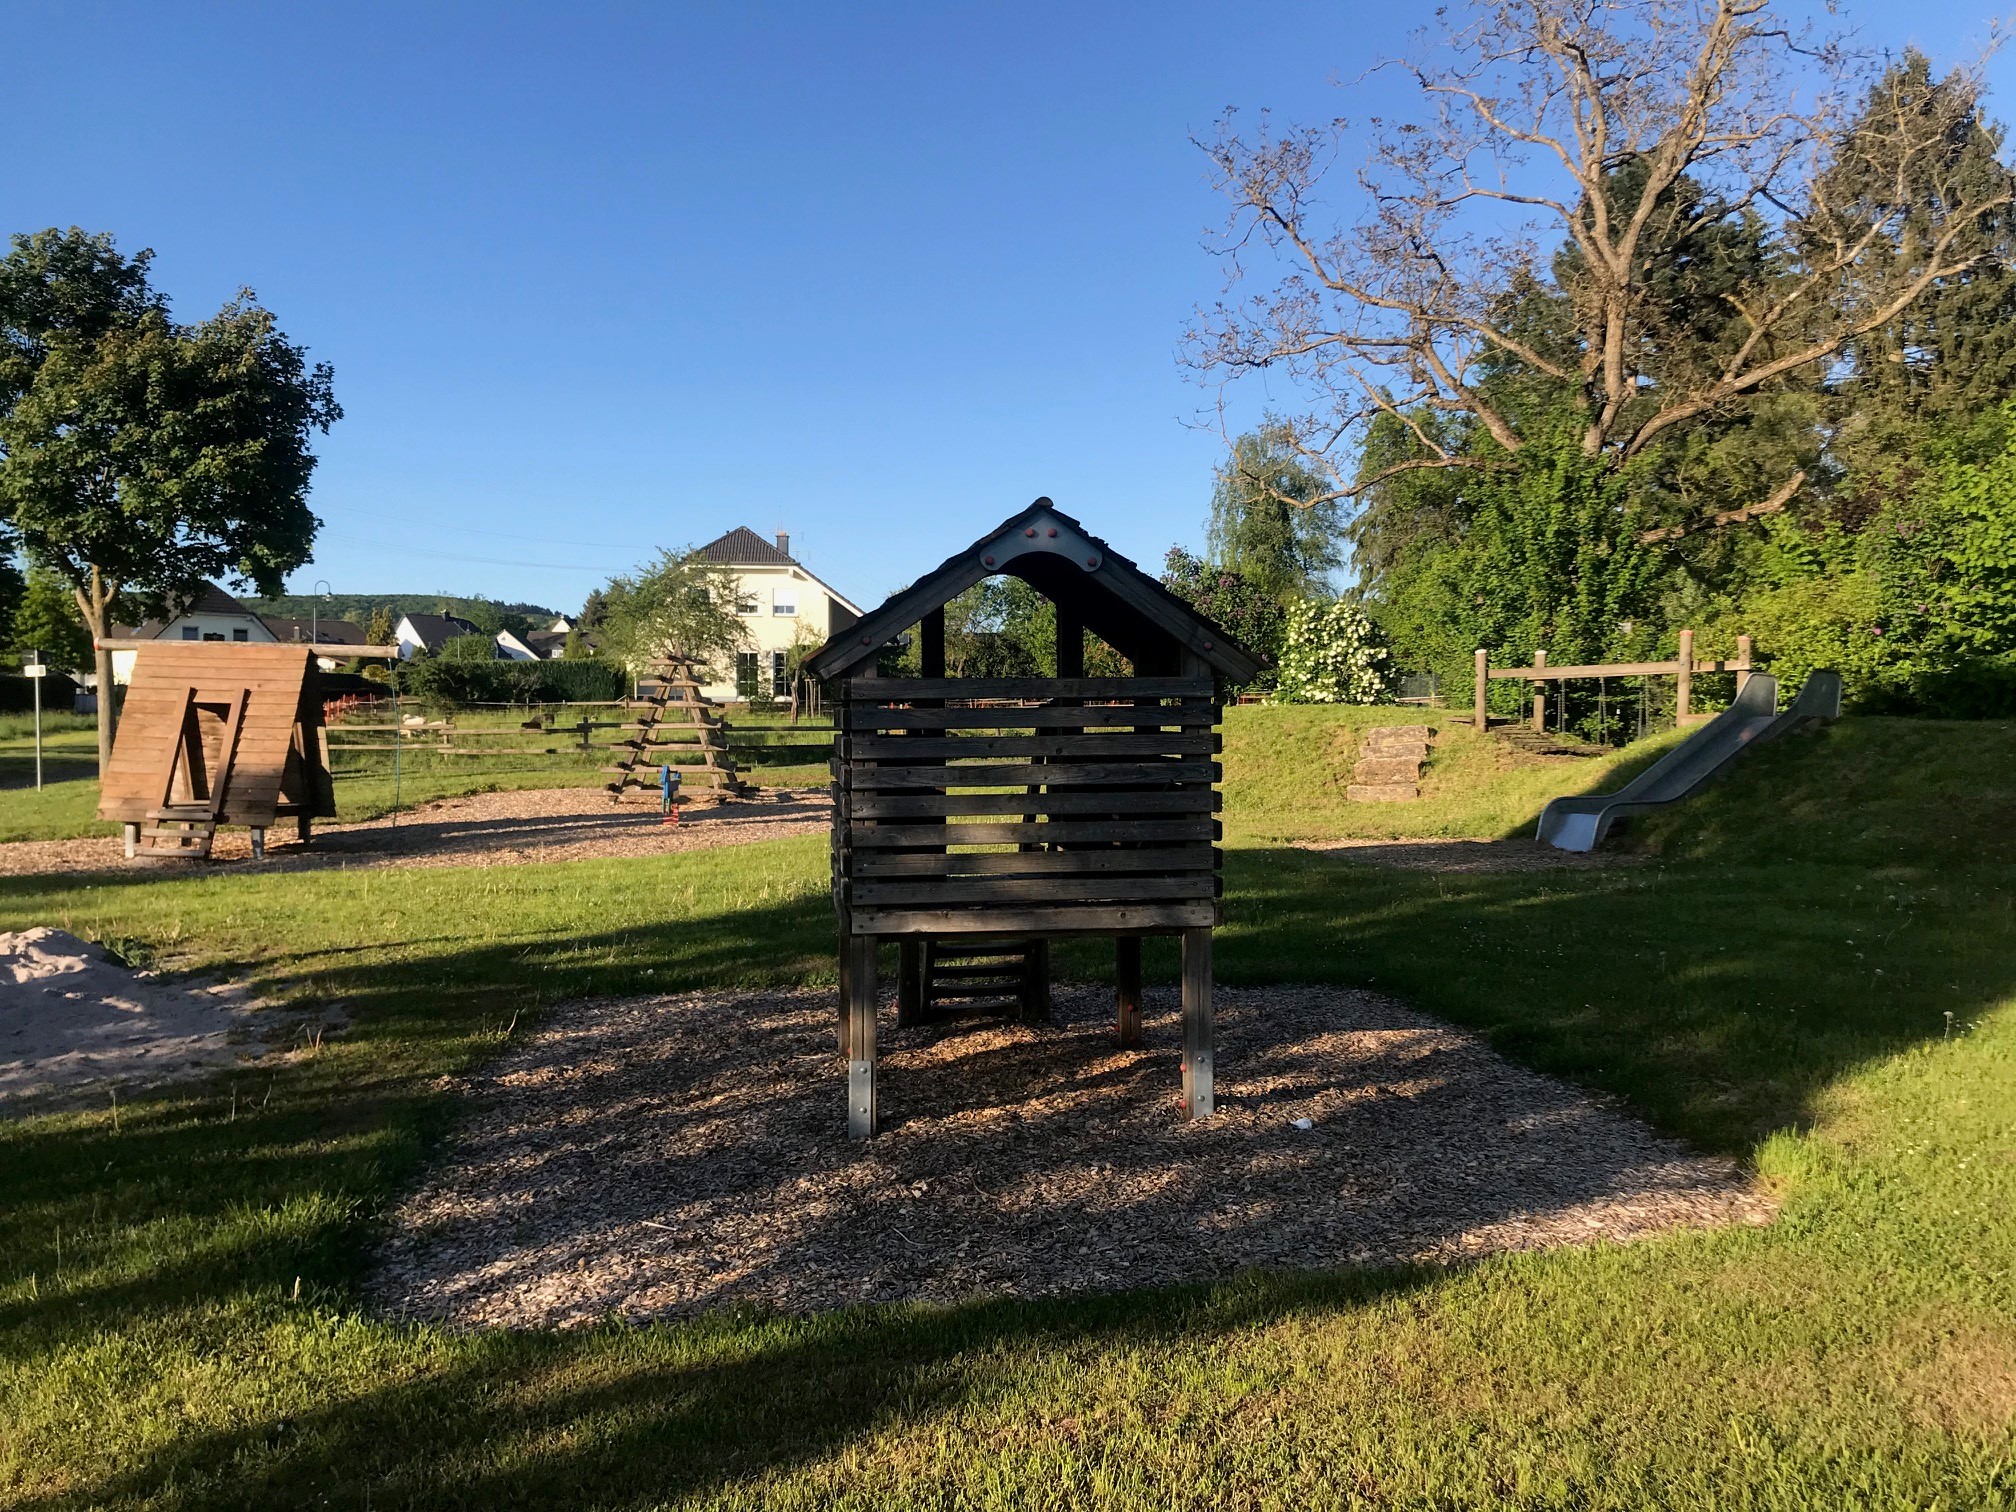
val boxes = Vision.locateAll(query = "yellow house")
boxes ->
[696,528,863,702]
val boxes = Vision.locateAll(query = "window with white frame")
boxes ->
[770,651,787,695]
[733,586,759,615]
[771,584,797,616]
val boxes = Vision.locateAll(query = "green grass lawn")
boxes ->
[0,711,2011,1507]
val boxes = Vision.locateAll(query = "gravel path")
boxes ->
[371,983,1770,1328]
[1295,837,1642,872]
[0,787,831,877]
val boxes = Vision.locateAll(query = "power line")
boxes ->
[327,505,645,553]
[316,531,605,572]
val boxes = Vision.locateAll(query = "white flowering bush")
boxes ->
[1271,599,1398,704]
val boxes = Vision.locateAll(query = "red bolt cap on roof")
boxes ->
[1203,641,1214,650]
[1046,528,1057,537]
[983,554,996,566]
[860,636,871,645]
[1085,556,1098,567]
[1025,527,1036,537]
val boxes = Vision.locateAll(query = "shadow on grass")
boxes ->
[14,1262,1429,1511]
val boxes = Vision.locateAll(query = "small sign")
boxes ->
[23,664,47,679]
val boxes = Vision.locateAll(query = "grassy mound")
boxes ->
[1220,703,1688,843]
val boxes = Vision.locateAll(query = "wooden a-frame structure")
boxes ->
[603,655,749,802]
[97,642,352,862]
[804,497,1262,1137]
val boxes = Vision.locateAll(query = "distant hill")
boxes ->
[245,595,563,625]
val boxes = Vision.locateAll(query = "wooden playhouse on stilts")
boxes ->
[804,498,1262,1138]
[95,641,377,862]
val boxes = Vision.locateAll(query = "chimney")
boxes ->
[775,531,791,556]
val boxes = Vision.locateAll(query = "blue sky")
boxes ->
[6,2,2008,615]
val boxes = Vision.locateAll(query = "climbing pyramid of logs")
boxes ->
[603,656,749,802]
[1346,724,1433,802]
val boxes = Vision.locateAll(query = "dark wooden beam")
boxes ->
[1115,936,1143,1047]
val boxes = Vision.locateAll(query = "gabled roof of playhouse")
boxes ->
[804,498,1263,682]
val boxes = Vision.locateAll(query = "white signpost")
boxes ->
[23,653,45,790]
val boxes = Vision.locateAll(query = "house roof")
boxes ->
[804,499,1263,683]
[113,580,263,639]
[692,526,867,616]
[697,526,797,566]
[398,612,483,652]
[260,616,366,645]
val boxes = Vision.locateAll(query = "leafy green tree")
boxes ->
[437,628,498,663]
[363,605,395,648]
[0,228,340,768]
[1161,547,1284,684]
[1377,437,1666,711]
[8,566,93,670]
[594,548,748,679]
[0,553,20,648]
[1817,54,2016,502]
[1207,427,1342,602]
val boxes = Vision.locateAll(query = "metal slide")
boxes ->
[1536,670,1843,852]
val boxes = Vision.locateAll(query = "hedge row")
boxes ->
[395,656,628,707]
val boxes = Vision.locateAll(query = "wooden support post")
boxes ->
[1676,629,1694,721]
[1055,599,1085,679]
[897,939,924,1026]
[845,932,878,1139]
[123,823,138,860]
[1474,649,1488,731]
[297,814,311,845]
[1180,926,1214,1119]
[1020,939,1053,1023]
[920,607,945,680]
[1531,650,1548,732]
[837,922,853,1053]
[1735,634,1752,696]
[250,828,265,860]
[1115,935,1143,1047]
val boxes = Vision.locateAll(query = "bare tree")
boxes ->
[1190,0,2013,518]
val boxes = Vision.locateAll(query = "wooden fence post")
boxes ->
[1736,634,1752,696]
[1473,649,1488,731]
[1677,630,1694,721]
[1531,650,1548,733]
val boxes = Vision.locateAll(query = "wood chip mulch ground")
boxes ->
[370,983,1771,1329]
[1294,837,1644,872]
[0,787,831,877]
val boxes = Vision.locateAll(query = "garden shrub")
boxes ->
[1272,599,1398,704]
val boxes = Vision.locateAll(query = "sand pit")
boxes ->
[0,927,308,1104]
[0,786,832,878]
[372,983,1770,1329]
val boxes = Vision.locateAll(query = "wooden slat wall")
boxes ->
[98,644,334,825]
[832,675,1223,936]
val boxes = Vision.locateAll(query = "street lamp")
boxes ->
[311,579,332,642]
